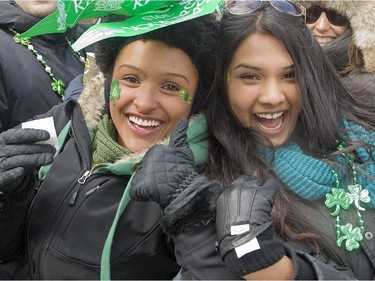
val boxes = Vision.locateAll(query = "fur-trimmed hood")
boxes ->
[293,0,375,73]
[78,72,107,131]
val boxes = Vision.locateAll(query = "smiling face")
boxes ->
[306,8,349,47]
[110,40,198,153]
[227,33,301,147]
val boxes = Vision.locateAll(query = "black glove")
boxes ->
[130,118,197,207]
[215,175,285,278]
[131,118,222,234]
[0,127,56,194]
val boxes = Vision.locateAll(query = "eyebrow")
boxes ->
[165,72,190,83]
[234,63,295,71]
[118,64,190,83]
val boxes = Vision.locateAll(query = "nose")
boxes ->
[314,12,331,32]
[133,84,158,113]
[258,80,286,105]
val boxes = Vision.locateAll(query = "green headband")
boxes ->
[20,0,224,51]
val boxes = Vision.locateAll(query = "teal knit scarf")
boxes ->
[258,119,375,208]
[100,114,209,280]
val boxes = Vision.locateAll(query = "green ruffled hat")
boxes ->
[20,0,224,51]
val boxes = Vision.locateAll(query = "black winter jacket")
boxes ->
[289,196,375,280]
[0,0,85,132]
[0,75,234,280]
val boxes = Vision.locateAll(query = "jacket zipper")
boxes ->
[69,170,92,205]
[35,119,92,279]
[85,185,101,196]
[32,170,92,279]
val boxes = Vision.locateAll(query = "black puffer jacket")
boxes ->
[0,75,234,280]
[0,0,85,132]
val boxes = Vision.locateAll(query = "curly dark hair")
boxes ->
[95,14,219,115]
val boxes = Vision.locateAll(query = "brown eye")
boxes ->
[241,74,258,80]
[163,84,179,92]
[123,76,139,84]
[283,72,295,79]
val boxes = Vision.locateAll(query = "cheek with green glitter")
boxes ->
[110,80,121,106]
[227,73,232,83]
[178,89,192,105]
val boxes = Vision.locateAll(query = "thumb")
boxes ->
[261,178,281,199]
[169,118,189,148]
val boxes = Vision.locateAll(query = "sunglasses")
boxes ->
[306,6,349,26]
[226,0,306,19]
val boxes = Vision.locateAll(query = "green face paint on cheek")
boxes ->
[227,73,232,83]
[178,89,192,105]
[110,80,121,106]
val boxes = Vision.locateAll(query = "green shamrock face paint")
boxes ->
[178,89,192,105]
[110,80,121,106]
[227,73,232,83]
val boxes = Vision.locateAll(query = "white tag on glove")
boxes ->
[235,237,260,258]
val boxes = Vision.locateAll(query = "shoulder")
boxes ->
[0,28,16,52]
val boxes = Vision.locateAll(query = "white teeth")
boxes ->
[316,37,333,44]
[256,112,283,119]
[129,116,160,127]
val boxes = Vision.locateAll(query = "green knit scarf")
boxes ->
[92,114,131,165]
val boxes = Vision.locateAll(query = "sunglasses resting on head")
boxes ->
[225,0,306,19]
[306,5,349,26]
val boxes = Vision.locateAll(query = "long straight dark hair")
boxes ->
[205,4,375,250]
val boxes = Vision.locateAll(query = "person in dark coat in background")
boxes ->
[0,0,86,132]
[294,0,375,96]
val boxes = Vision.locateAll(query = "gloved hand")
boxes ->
[0,128,56,194]
[131,118,201,207]
[215,175,285,278]
[131,118,222,234]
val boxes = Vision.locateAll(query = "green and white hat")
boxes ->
[21,0,224,51]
